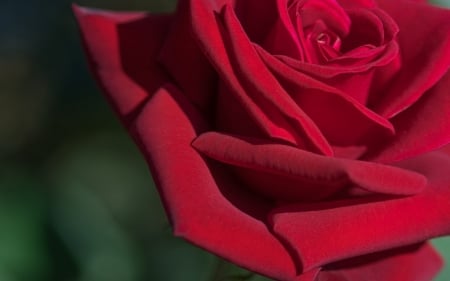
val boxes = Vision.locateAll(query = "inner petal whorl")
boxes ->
[289,0,351,63]
[282,0,398,64]
[294,0,351,37]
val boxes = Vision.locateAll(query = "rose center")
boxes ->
[288,0,351,63]
[285,0,394,65]
[305,20,343,62]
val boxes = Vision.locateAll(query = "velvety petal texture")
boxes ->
[73,5,172,123]
[73,0,450,280]
[193,132,426,202]
[317,243,443,281]
[271,152,450,271]
[133,85,299,280]
[372,0,450,119]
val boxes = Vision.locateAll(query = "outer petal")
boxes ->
[270,151,450,272]
[72,5,171,123]
[193,132,426,201]
[158,0,217,114]
[132,85,299,281]
[318,243,443,281]
[366,72,450,163]
[371,0,450,118]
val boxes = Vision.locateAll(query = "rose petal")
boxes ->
[326,243,443,281]
[270,151,450,271]
[441,144,450,156]
[318,243,443,281]
[232,0,279,44]
[276,41,399,78]
[340,9,385,52]
[158,0,217,115]
[161,0,280,114]
[193,132,426,201]
[223,4,340,154]
[366,71,450,163]
[262,0,306,59]
[189,0,333,154]
[257,45,395,146]
[372,0,450,118]
[72,5,171,123]
[133,84,299,281]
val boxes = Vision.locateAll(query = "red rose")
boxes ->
[73,0,450,280]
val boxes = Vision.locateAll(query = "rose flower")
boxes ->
[73,0,450,280]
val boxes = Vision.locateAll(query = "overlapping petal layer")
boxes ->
[271,151,450,272]
[366,72,450,163]
[193,132,426,201]
[192,0,334,155]
[133,85,302,281]
[316,243,443,281]
[257,44,395,147]
[372,0,450,118]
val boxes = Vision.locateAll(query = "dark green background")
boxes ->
[1,0,449,280]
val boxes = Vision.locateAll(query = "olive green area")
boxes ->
[0,0,448,280]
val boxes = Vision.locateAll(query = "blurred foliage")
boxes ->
[0,0,449,280]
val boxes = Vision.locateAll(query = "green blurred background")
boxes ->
[1,0,449,280]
